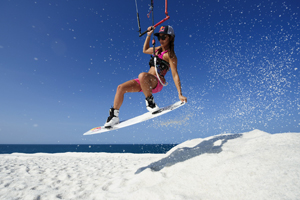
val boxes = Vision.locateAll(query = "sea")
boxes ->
[0,144,177,154]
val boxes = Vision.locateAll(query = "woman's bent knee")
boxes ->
[138,73,143,80]
[116,84,125,94]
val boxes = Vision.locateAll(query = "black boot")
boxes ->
[145,95,159,113]
[104,108,119,128]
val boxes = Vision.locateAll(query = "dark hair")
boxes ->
[157,35,175,59]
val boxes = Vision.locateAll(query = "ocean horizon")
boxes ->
[0,144,178,154]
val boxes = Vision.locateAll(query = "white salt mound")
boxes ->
[1,129,299,200]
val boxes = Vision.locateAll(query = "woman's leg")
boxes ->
[113,79,141,110]
[138,72,158,98]
[138,72,160,112]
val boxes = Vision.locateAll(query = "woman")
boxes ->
[104,25,187,128]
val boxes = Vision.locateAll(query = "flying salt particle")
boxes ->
[34,57,38,61]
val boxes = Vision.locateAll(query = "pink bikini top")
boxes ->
[156,49,169,59]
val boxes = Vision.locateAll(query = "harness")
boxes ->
[149,50,170,77]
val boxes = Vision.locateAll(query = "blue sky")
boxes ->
[0,0,299,144]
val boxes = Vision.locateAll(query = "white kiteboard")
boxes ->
[83,101,186,135]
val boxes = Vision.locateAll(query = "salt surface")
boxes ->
[1,130,299,200]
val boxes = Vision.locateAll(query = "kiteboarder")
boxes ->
[104,25,187,128]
